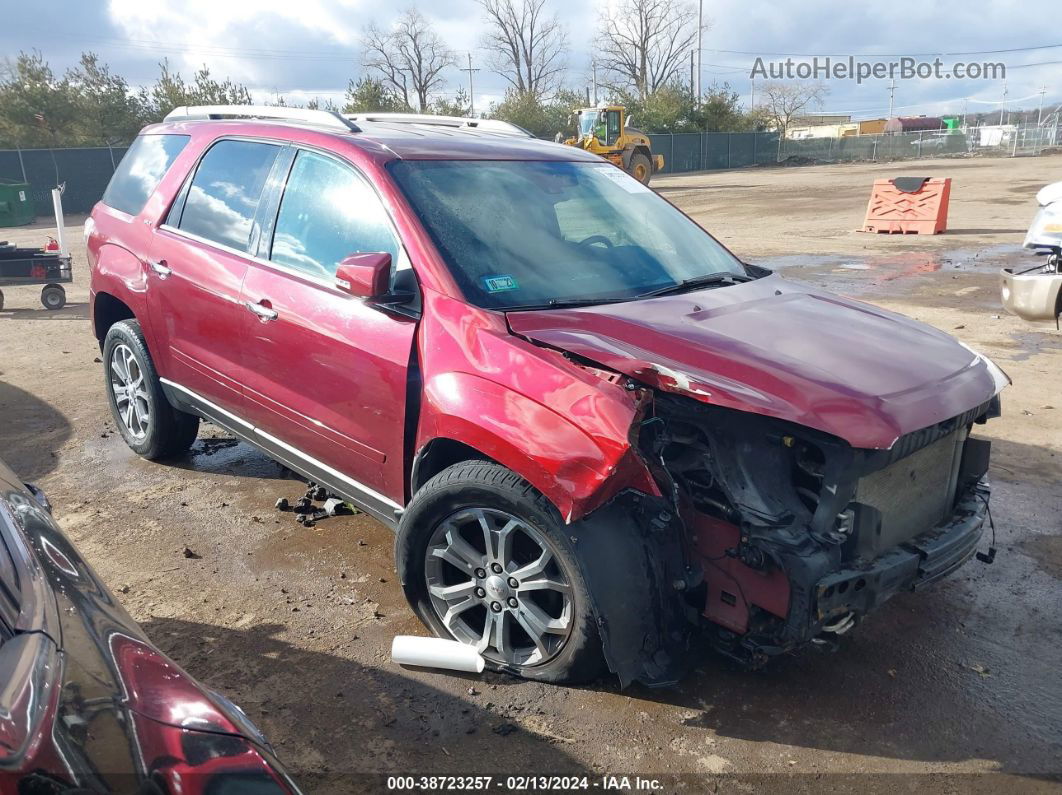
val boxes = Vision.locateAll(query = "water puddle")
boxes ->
[754,244,1036,295]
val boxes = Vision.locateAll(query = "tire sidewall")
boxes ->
[41,285,65,310]
[103,319,170,458]
[396,464,604,684]
[629,153,652,185]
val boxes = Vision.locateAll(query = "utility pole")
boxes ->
[961,98,968,129]
[887,78,896,119]
[1000,79,1008,125]
[690,51,695,102]
[750,76,755,111]
[592,60,598,105]
[461,52,479,117]
[695,0,703,104]
[1038,85,1047,125]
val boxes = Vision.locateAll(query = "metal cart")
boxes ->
[0,186,73,311]
[0,241,72,310]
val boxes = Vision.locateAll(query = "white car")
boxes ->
[1001,182,1062,325]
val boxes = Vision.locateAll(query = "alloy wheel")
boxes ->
[425,507,574,667]
[110,343,151,439]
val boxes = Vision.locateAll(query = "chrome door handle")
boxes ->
[149,260,172,278]
[245,300,278,321]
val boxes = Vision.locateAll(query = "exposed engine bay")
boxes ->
[642,390,997,669]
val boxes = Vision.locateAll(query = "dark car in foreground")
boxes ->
[87,106,1008,687]
[0,458,299,793]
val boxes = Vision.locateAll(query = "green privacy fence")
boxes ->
[0,146,128,217]
[646,132,780,174]
[778,131,969,162]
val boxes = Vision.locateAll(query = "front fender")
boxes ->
[418,371,655,522]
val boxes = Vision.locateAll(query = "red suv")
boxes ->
[88,106,1007,686]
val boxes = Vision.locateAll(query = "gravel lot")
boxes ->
[1,154,1060,791]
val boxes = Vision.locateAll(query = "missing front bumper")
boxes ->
[816,482,989,623]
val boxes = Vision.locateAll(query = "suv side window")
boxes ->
[269,150,399,279]
[101,134,189,216]
[178,139,281,253]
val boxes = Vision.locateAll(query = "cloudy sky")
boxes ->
[3,0,1061,121]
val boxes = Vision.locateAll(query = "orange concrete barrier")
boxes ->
[861,176,951,234]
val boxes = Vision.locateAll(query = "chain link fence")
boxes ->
[648,124,1061,174]
[646,132,780,174]
[778,123,1061,165]
[2,124,1060,219]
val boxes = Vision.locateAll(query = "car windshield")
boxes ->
[387,160,747,310]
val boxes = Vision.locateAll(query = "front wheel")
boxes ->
[628,152,652,185]
[396,462,605,684]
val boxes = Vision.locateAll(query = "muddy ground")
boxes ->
[1,154,1060,791]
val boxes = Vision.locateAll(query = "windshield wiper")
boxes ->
[504,295,637,311]
[637,270,752,299]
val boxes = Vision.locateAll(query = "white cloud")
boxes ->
[5,0,1058,118]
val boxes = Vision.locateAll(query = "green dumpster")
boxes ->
[0,180,34,227]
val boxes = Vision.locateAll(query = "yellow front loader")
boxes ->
[563,106,664,185]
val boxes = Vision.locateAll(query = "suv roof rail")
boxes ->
[164,105,361,133]
[344,113,533,138]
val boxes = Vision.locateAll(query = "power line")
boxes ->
[706,42,1062,58]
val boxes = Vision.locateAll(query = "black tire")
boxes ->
[628,152,652,185]
[41,284,66,310]
[396,461,605,684]
[103,319,199,460]
[0,289,4,311]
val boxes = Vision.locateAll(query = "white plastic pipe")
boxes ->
[391,635,485,673]
[51,187,67,258]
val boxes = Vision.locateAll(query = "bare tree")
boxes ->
[477,0,567,99]
[758,81,829,138]
[595,0,701,99]
[362,9,457,113]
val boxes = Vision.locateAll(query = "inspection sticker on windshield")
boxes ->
[595,165,652,194]
[484,274,519,293]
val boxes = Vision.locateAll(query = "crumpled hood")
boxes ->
[506,274,1007,449]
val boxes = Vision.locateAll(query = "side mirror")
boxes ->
[336,252,392,298]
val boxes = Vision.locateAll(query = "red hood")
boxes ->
[506,275,1006,449]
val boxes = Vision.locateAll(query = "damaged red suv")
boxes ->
[87,107,1008,686]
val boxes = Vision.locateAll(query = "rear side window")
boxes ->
[178,140,281,253]
[101,134,189,216]
[269,150,398,279]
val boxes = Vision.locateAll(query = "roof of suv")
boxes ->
[146,117,600,163]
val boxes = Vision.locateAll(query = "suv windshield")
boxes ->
[387,160,747,310]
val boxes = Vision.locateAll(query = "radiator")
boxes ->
[855,429,964,555]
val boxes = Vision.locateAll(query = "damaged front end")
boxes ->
[572,386,998,687]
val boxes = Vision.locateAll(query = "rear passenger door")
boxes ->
[149,138,282,415]
[238,149,417,516]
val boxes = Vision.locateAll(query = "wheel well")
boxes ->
[411,438,498,496]
[93,292,135,343]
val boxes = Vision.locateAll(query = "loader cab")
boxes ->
[578,107,623,147]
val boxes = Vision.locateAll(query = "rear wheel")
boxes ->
[41,284,65,310]
[628,152,652,185]
[103,319,199,459]
[396,462,605,683]
[0,289,4,311]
